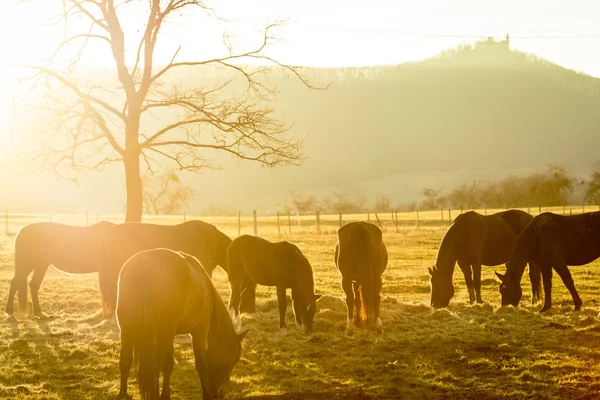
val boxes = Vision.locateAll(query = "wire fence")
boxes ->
[2,205,597,238]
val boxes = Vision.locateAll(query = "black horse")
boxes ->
[429,210,541,308]
[335,221,388,334]
[227,235,321,333]
[497,211,600,312]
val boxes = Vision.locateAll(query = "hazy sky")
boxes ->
[1,0,600,139]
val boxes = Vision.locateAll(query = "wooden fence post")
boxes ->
[253,210,257,235]
[570,209,572,215]
[416,209,420,229]
[583,204,586,213]
[288,211,291,234]
[393,210,398,232]
[367,212,370,222]
[238,211,241,236]
[528,207,530,214]
[538,205,541,214]
[316,211,321,234]
[277,211,281,234]
[563,205,566,215]
[339,212,342,228]
[183,211,186,222]
[440,208,444,223]
[448,209,451,223]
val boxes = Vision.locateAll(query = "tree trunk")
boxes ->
[124,102,143,223]
[124,150,143,222]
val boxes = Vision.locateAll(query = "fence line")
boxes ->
[3,205,599,237]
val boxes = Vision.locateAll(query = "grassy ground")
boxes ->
[2,225,600,399]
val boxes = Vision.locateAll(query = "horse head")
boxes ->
[428,266,454,308]
[281,245,322,333]
[207,328,249,398]
[495,272,522,307]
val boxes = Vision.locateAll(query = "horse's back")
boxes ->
[227,235,299,286]
[117,249,207,333]
[15,221,115,273]
[533,212,600,266]
[336,221,386,278]
[105,220,220,272]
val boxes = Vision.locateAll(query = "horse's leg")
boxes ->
[352,281,362,328]
[5,269,30,318]
[540,265,553,312]
[553,263,582,311]
[374,274,383,333]
[528,262,542,304]
[30,266,49,318]
[191,326,214,400]
[160,339,175,400]
[472,262,483,304]
[118,328,134,399]
[227,272,244,328]
[341,278,354,334]
[276,286,288,329]
[457,260,475,304]
[240,279,257,314]
[291,287,302,327]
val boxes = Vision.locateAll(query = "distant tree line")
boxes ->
[420,164,600,210]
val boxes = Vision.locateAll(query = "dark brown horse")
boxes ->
[227,235,321,333]
[335,221,388,334]
[101,220,233,316]
[497,211,600,312]
[116,248,247,400]
[428,210,541,308]
[5,221,116,319]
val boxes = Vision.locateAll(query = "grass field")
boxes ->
[2,218,600,399]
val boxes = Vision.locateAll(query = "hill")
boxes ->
[3,38,600,214]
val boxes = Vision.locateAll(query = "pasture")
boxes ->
[2,216,600,399]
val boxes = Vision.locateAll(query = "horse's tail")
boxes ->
[125,288,160,400]
[355,226,377,328]
[99,267,118,317]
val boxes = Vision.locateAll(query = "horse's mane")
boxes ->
[207,277,239,356]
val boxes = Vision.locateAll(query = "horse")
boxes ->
[227,235,321,333]
[496,211,600,312]
[116,248,247,400]
[428,210,542,308]
[100,220,235,316]
[335,221,388,334]
[4,221,116,319]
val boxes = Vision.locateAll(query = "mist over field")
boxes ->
[4,40,600,214]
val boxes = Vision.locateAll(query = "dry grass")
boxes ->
[2,223,600,399]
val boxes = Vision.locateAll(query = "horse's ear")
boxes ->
[237,328,250,342]
[428,267,434,276]
[314,294,322,301]
[495,272,505,282]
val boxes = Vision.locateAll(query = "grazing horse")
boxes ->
[5,221,116,319]
[101,220,234,316]
[116,248,247,400]
[335,221,388,334]
[428,210,541,308]
[227,235,321,333]
[497,211,600,312]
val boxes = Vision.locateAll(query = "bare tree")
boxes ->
[16,1,317,221]
[373,195,391,212]
[142,170,193,215]
[289,191,319,215]
[420,188,447,210]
